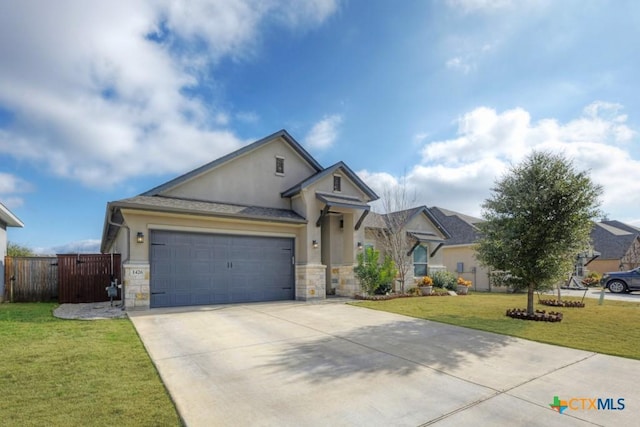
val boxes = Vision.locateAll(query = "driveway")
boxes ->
[129,301,638,426]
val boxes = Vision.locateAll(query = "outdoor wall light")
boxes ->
[357,242,363,250]
[312,240,319,249]
[136,232,144,244]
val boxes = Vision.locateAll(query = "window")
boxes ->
[275,157,284,175]
[413,245,428,277]
[333,175,341,192]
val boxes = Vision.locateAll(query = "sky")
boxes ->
[1,0,639,254]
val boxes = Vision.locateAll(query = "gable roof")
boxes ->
[0,202,24,227]
[363,206,450,239]
[591,220,640,260]
[142,129,323,197]
[281,161,379,201]
[429,207,482,246]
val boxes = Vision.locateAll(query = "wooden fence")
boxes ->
[3,254,121,303]
[57,254,121,304]
[3,256,58,302]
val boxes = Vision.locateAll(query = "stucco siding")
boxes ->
[120,209,305,265]
[588,259,625,275]
[441,245,491,291]
[406,214,441,235]
[162,137,317,209]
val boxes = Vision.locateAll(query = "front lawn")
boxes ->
[353,293,640,360]
[0,303,182,426]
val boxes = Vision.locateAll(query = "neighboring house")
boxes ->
[101,130,378,309]
[363,206,450,291]
[429,207,498,292]
[587,221,640,275]
[0,203,25,301]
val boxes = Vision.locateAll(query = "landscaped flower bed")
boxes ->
[539,299,585,308]
[506,308,563,322]
[354,293,413,301]
[355,289,451,300]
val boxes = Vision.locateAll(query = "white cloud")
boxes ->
[445,0,517,14]
[34,239,102,255]
[0,173,32,208]
[304,114,343,150]
[367,103,640,222]
[0,0,338,188]
[0,173,30,194]
[446,57,474,74]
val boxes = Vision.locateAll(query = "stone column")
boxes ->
[295,264,327,301]
[123,263,150,309]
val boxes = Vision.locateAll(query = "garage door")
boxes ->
[150,230,295,308]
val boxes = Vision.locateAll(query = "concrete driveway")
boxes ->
[129,301,638,426]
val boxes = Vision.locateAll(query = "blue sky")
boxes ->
[1,0,639,254]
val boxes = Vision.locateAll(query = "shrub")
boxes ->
[418,276,433,287]
[457,277,472,287]
[354,247,397,295]
[431,270,457,290]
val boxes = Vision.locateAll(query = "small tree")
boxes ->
[370,176,417,294]
[7,242,35,257]
[354,247,397,295]
[476,151,602,315]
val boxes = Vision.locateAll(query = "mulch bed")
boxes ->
[539,299,585,308]
[354,291,451,301]
[506,308,563,322]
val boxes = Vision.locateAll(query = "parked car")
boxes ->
[601,267,640,293]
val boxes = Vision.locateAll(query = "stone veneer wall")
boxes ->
[123,263,150,309]
[334,265,358,296]
[295,264,326,300]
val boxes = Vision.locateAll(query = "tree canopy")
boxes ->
[7,242,35,257]
[475,151,602,314]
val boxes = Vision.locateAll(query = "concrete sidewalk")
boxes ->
[129,301,638,426]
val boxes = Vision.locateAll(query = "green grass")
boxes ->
[353,293,640,360]
[0,303,182,427]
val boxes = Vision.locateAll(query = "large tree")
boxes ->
[476,151,602,314]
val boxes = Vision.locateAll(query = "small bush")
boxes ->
[431,270,457,290]
[354,247,397,295]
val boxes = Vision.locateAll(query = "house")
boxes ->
[0,203,24,301]
[428,207,498,292]
[363,206,450,290]
[101,130,378,309]
[587,220,640,275]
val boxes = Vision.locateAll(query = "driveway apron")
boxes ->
[129,301,639,426]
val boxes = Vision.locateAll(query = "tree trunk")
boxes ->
[527,284,535,315]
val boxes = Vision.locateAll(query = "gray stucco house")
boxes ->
[0,203,24,301]
[101,130,379,309]
[101,130,454,309]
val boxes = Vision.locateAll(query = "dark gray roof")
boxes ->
[316,192,370,210]
[142,129,323,196]
[112,196,306,223]
[407,230,444,242]
[429,207,482,246]
[281,161,379,201]
[590,221,640,260]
